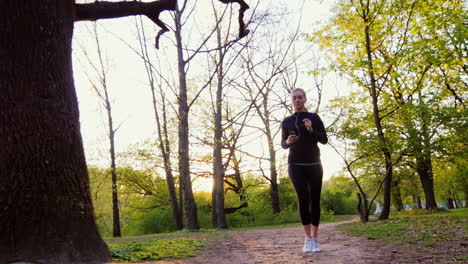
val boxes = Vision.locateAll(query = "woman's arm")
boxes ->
[312,114,328,144]
[281,119,290,149]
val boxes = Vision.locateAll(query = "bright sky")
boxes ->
[72,0,346,192]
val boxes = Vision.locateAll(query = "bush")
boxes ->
[321,189,357,215]
[140,208,175,234]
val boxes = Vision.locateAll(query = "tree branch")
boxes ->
[218,0,250,38]
[75,0,177,48]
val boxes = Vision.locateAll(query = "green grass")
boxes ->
[108,238,204,262]
[338,208,468,247]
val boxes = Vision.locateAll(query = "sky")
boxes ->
[72,0,346,192]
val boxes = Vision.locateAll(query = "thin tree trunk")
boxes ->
[152,88,183,230]
[363,22,393,220]
[89,22,121,237]
[108,106,121,237]
[135,16,183,230]
[175,3,199,230]
[0,1,110,262]
[212,23,228,228]
[267,131,280,214]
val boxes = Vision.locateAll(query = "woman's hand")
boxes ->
[304,118,313,132]
[286,135,299,145]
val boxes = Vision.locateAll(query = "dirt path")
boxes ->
[118,219,466,264]
[145,220,390,264]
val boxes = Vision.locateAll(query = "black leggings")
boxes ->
[288,163,323,226]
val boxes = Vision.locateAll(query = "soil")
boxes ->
[116,218,468,264]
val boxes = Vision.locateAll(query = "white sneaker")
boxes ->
[303,238,313,253]
[312,238,321,252]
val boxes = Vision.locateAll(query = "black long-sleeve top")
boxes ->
[281,112,328,164]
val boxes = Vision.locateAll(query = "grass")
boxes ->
[337,208,468,247]
[108,238,204,262]
[107,214,353,262]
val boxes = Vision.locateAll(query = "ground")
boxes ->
[114,218,467,264]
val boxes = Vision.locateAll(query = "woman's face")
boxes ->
[291,90,306,111]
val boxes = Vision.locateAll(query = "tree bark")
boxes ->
[0,0,110,262]
[174,1,199,230]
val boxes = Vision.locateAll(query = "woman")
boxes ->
[281,88,328,253]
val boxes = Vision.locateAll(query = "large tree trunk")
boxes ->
[174,3,199,230]
[416,155,437,209]
[0,0,110,262]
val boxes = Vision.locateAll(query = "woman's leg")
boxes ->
[307,165,323,227]
[311,224,318,238]
[303,224,312,238]
[288,164,312,227]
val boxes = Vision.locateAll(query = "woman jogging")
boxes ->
[281,88,328,253]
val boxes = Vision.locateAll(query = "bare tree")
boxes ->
[133,16,184,230]
[237,24,303,214]
[170,0,250,229]
[78,22,123,237]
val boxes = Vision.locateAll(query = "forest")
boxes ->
[1,0,466,263]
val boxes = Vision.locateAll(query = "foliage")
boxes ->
[321,175,358,215]
[108,238,204,262]
[338,208,468,247]
[311,0,467,213]
[88,166,172,237]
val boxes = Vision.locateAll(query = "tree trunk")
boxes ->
[158,99,183,230]
[413,195,423,209]
[0,0,110,262]
[356,193,369,223]
[108,114,121,237]
[418,101,438,209]
[416,156,437,209]
[447,198,455,209]
[391,178,404,211]
[268,135,280,214]
[363,23,393,220]
[175,3,199,230]
[149,72,183,230]
[212,24,228,228]
[262,96,280,214]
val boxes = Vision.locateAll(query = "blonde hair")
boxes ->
[291,88,306,98]
[290,88,308,112]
